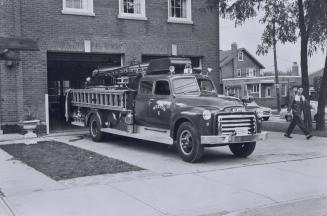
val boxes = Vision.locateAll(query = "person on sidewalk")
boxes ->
[284,87,312,139]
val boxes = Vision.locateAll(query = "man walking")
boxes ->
[284,87,312,139]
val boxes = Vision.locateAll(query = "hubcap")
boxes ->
[179,130,193,155]
[91,120,98,137]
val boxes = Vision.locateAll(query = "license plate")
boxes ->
[235,127,248,135]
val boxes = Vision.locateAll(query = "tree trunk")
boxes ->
[298,0,312,130]
[316,53,327,130]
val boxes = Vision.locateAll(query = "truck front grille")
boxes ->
[217,114,256,135]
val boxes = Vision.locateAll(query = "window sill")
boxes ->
[167,18,193,25]
[118,14,148,21]
[61,9,95,17]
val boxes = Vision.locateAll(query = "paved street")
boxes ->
[0,131,326,216]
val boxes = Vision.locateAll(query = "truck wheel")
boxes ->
[89,115,104,142]
[229,142,256,158]
[176,122,203,163]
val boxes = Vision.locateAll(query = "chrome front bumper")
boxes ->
[201,131,268,145]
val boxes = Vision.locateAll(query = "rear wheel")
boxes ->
[89,114,104,142]
[176,122,203,163]
[229,142,256,158]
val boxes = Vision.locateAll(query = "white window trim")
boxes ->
[167,0,193,24]
[282,84,287,96]
[238,51,244,61]
[118,0,148,20]
[236,69,241,77]
[246,68,255,77]
[62,0,95,16]
[251,84,259,93]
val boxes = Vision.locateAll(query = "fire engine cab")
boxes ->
[65,57,267,162]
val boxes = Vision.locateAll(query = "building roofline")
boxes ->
[222,75,301,81]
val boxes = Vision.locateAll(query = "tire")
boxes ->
[89,114,104,142]
[176,122,204,163]
[263,117,269,121]
[229,142,256,158]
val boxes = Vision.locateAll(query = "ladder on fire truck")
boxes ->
[69,89,131,111]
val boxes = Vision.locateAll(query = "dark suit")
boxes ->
[286,94,309,135]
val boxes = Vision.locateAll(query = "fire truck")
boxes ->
[65,57,267,162]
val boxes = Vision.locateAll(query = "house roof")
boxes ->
[219,48,265,69]
[309,68,324,85]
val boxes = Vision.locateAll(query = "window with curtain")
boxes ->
[118,0,146,19]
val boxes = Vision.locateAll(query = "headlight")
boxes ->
[203,110,212,120]
[256,110,263,118]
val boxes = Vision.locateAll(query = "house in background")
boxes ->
[220,43,301,109]
[309,68,324,99]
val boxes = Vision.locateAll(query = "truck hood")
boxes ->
[175,95,243,110]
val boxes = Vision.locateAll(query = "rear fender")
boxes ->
[85,110,105,127]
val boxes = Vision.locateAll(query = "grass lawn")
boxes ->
[0,141,143,181]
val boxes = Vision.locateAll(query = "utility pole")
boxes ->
[273,21,281,112]
[217,0,221,93]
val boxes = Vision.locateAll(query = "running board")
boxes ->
[100,126,174,145]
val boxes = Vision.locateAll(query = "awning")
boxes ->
[0,37,39,51]
[0,37,39,60]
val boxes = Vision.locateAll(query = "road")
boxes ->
[0,131,326,216]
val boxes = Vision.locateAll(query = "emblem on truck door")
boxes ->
[152,101,171,112]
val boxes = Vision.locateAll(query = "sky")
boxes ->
[220,17,326,74]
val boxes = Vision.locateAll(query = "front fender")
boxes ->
[171,107,215,140]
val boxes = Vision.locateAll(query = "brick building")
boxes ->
[0,0,220,132]
[220,43,301,109]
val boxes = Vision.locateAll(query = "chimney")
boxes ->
[231,42,238,52]
[292,62,299,76]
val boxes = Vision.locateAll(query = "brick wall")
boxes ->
[0,0,220,124]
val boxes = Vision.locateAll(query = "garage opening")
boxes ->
[47,52,122,132]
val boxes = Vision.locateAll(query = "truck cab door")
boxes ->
[148,80,172,129]
[135,80,154,126]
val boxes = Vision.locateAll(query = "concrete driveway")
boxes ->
[0,131,327,216]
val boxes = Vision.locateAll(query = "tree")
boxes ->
[206,0,324,130]
[205,0,297,112]
[255,1,297,113]
[308,0,327,130]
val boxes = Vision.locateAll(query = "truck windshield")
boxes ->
[197,78,216,93]
[173,77,200,94]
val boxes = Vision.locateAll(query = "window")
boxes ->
[197,79,215,92]
[140,81,153,95]
[265,87,272,97]
[282,84,287,96]
[118,0,147,20]
[229,88,240,98]
[155,81,171,95]
[168,0,193,24]
[238,51,244,61]
[62,0,94,16]
[250,84,259,93]
[236,69,241,77]
[246,68,255,77]
[173,77,199,94]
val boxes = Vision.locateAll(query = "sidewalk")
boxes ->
[0,134,24,143]
[0,132,326,216]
